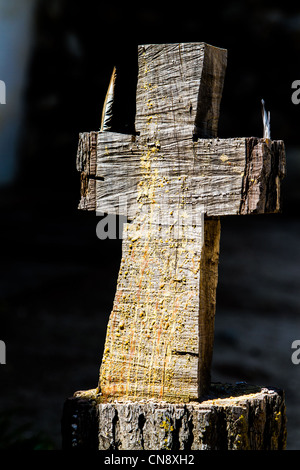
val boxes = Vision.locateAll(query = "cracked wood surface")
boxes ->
[76,43,286,402]
[62,384,287,450]
[77,133,285,219]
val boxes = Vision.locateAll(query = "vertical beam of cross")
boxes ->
[97,44,225,402]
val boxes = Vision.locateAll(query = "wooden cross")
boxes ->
[76,43,285,403]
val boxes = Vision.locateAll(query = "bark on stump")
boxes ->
[61,383,287,450]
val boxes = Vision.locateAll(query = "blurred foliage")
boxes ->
[0,410,55,450]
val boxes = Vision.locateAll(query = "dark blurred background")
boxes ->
[0,0,300,450]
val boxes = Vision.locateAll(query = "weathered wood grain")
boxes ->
[96,43,228,401]
[76,131,97,211]
[77,133,285,218]
[75,43,286,404]
[62,384,287,450]
[135,43,227,139]
[95,138,285,402]
[241,137,286,214]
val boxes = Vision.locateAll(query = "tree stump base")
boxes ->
[61,383,287,450]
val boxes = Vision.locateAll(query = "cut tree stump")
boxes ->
[63,42,287,450]
[61,384,287,450]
